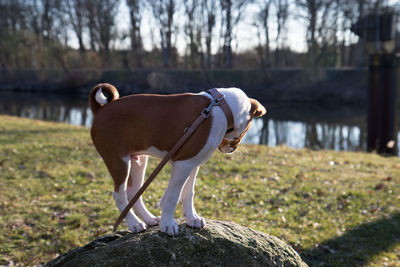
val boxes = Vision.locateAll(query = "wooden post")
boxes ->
[352,12,398,155]
[368,54,398,154]
[367,54,381,152]
[379,54,397,154]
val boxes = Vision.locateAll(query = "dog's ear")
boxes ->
[249,98,267,118]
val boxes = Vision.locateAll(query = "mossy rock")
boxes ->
[45,220,307,267]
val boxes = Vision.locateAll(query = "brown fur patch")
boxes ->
[249,98,267,117]
[90,93,213,190]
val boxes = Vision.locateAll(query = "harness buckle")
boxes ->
[202,95,224,117]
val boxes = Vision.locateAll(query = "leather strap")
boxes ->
[113,90,229,232]
[208,88,235,130]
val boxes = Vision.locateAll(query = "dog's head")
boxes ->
[219,98,266,153]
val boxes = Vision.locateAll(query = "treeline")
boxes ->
[0,0,399,70]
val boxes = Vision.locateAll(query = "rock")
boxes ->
[45,220,308,267]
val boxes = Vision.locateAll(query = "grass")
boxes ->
[0,115,399,266]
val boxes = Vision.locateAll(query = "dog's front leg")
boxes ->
[180,166,206,228]
[160,162,194,236]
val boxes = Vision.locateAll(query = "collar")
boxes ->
[207,88,235,131]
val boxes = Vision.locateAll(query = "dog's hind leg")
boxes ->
[127,155,160,226]
[180,166,206,228]
[107,155,147,233]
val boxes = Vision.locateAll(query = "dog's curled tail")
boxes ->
[89,83,120,114]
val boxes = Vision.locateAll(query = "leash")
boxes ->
[113,89,233,232]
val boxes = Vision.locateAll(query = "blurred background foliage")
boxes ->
[0,0,399,71]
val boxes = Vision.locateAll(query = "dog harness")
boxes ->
[113,88,235,232]
[207,88,235,132]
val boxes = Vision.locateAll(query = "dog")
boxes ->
[89,83,266,236]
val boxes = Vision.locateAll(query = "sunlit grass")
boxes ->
[0,115,399,266]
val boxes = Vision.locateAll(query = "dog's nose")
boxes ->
[227,147,236,153]
[219,145,235,153]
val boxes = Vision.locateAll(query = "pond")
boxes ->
[0,92,398,154]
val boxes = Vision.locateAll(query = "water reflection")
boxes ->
[0,92,92,127]
[242,118,367,152]
[0,92,396,154]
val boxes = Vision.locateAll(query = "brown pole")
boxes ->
[367,54,381,152]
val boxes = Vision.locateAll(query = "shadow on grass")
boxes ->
[301,212,400,266]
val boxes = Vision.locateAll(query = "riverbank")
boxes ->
[0,115,399,266]
[0,68,367,104]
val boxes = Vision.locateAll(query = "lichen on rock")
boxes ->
[45,220,308,267]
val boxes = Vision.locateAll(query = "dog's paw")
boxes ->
[129,221,147,234]
[144,216,160,227]
[160,219,179,236]
[185,215,206,229]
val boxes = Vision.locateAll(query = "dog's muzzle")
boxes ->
[218,138,240,153]
[219,118,253,153]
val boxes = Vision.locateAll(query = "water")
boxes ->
[241,103,370,152]
[1,92,397,153]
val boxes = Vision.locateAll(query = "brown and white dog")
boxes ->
[89,83,266,236]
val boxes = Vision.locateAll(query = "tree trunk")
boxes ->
[128,0,143,68]
[224,0,232,69]
[309,7,317,66]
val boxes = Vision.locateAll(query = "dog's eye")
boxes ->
[226,127,234,134]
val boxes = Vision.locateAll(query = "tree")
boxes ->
[201,0,217,69]
[253,0,272,68]
[63,0,87,52]
[295,0,335,66]
[84,0,120,67]
[149,0,177,68]
[127,0,143,68]
[273,0,289,67]
[338,0,358,66]
[14,0,70,69]
[183,0,200,69]
[0,0,28,69]
[219,0,250,68]
[85,0,98,51]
